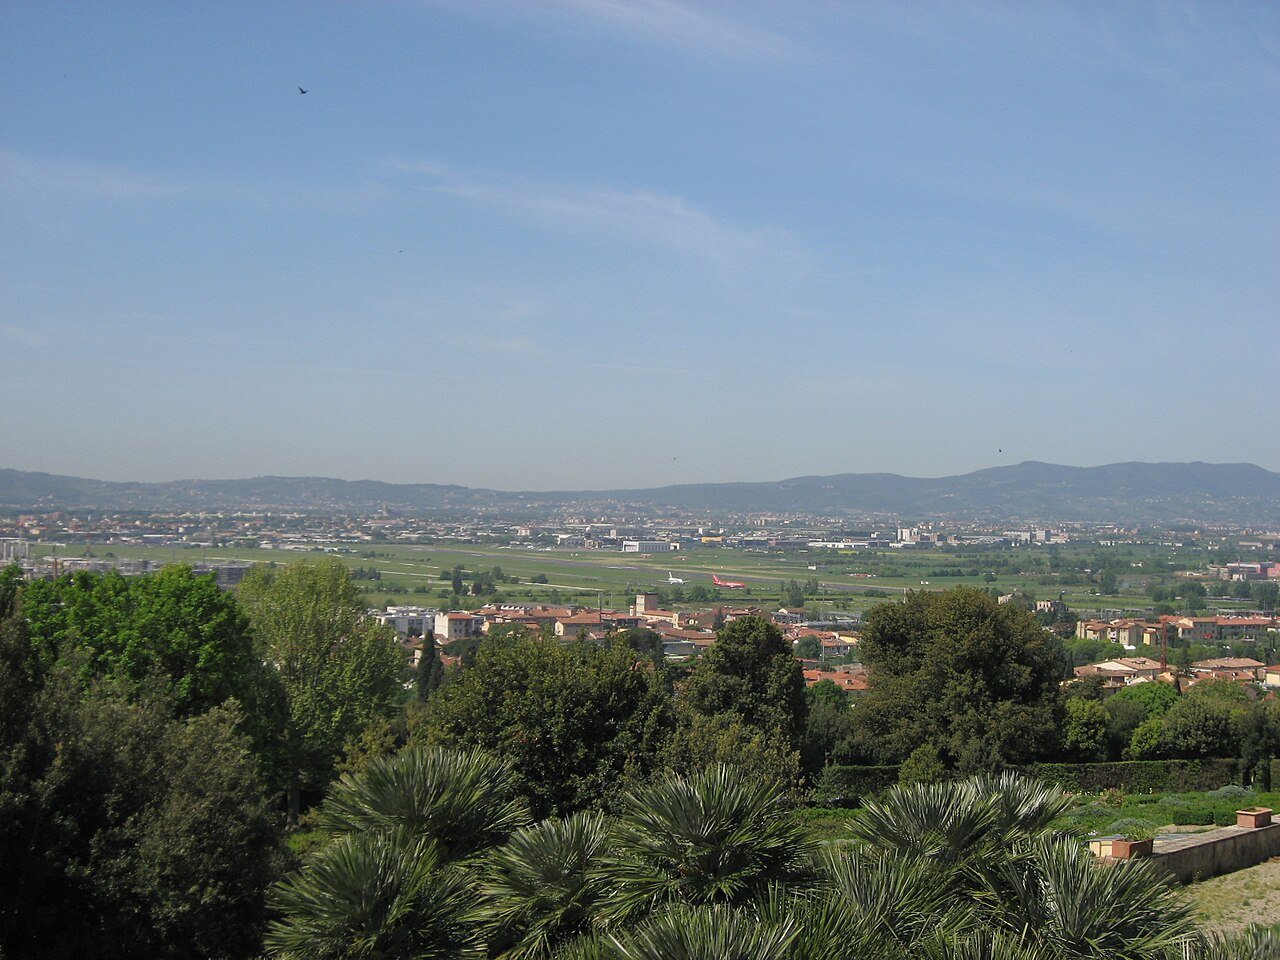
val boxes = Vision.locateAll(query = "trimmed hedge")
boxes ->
[1017,759,1239,794]
[814,765,901,806]
[812,758,1244,806]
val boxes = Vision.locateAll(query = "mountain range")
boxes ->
[2,462,1278,525]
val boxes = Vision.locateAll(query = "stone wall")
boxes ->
[1149,822,1280,884]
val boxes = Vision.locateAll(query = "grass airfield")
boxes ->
[29,539,1165,615]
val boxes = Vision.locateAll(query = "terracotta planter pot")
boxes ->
[1236,808,1272,829]
[1112,838,1153,859]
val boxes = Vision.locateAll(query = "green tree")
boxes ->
[794,635,822,660]
[801,679,854,776]
[415,634,444,702]
[0,668,281,960]
[1252,581,1279,609]
[1110,681,1179,716]
[1132,696,1238,760]
[1062,697,1109,760]
[412,632,674,817]
[1104,697,1150,760]
[238,559,409,819]
[20,565,262,717]
[684,615,807,748]
[898,742,947,785]
[783,580,805,608]
[1127,716,1165,759]
[616,626,665,669]
[850,589,1063,770]
[664,710,802,789]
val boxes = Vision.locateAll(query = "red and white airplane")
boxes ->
[712,574,747,589]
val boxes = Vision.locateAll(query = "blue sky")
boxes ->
[2,1,1277,488]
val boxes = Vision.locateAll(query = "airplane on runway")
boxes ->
[665,572,685,584]
[712,574,747,589]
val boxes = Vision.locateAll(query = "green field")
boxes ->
[25,538,1252,618]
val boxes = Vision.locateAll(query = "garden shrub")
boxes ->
[814,765,901,806]
[1019,759,1238,794]
[1105,817,1158,838]
[1207,784,1251,801]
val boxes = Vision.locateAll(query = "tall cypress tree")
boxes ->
[417,635,444,702]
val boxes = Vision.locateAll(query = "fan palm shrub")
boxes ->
[1179,926,1280,959]
[797,845,973,956]
[963,772,1075,840]
[314,745,529,860]
[476,810,614,959]
[597,765,815,924]
[602,904,798,960]
[851,774,1073,871]
[851,779,1004,867]
[981,835,1195,959]
[913,929,1056,960]
[265,830,477,960]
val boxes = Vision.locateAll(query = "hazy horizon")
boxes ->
[3,458,1277,492]
[3,2,1277,486]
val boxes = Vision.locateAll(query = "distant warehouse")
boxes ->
[622,540,680,552]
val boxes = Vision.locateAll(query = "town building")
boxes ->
[434,611,485,641]
[374,605,438,637]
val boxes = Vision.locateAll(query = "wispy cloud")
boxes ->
[429,0,795,60]
[0,324,51,349]
[454,333,540,355]
[390,159,795,269]
[0,148,188,200]
[545,0,794,60]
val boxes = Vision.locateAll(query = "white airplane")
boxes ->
[665,572,685,585]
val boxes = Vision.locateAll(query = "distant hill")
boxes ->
[1,462,1278,524]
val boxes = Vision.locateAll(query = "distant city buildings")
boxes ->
[1076,614,1278,647]
[622,540,680,553]
[1210,561,1280,581]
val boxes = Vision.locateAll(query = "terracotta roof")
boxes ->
[1193,657,1265,670]
[804,668,869,691]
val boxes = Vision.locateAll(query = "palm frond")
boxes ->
[986,835,1195,959]
[814,845,974,950]
[476,810,614,959]
[265,830,478,960]
[602,904,799,960]
[851,780,1002,865]
[960,772,1075,839]
[314,745,530,860]
[597,765,815,923]
[1160,926,1280,960]
[914,928,1056,960]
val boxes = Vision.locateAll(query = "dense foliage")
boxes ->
[20,565,264,717]
[1,563,1276,958]
[238,558,409,815]
[411,630,675,817]
[267,749,1271,960]
[684,614,808,747]
[0,575,282,959]
[851,588,1063,770]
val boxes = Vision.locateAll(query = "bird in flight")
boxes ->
[298,86,308,94]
